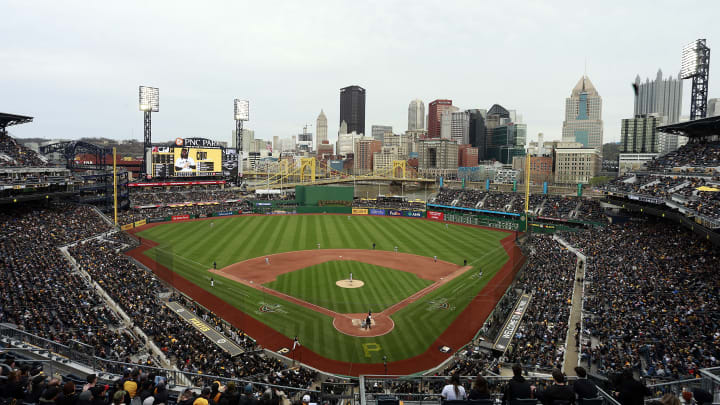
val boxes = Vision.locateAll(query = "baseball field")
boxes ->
[130,214,521,375]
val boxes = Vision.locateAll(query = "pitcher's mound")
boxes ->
[336,279,364,288]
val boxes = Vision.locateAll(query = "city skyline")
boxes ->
[1,1,718,147]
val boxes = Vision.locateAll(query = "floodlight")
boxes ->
[139,86,160,112]
[234,99,249,121]
[680,40,702,79]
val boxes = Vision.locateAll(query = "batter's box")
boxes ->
[352,318,376,328]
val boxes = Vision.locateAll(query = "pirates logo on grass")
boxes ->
[255,302,287,315]
[426,298,456,312]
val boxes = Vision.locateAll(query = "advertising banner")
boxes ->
[352,208,369,215]
[485,179,490,190]
[543,182,548,195]
[493,294,532,352]
[172,215,190,221]
[369,208,386,216]
[121,223,134,231]
[134,219,147,227]
[427,211,444,220]
[148,217,168,223]
[256,202,272,206]
[402,210,423,217]
[389,210,402,216]
[128,180,226,187]
[216,211,234,216]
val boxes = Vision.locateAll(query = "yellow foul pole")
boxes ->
[113,147,118,226]
[525,155,531,230]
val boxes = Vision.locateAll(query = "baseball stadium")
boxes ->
[2,32,720,405]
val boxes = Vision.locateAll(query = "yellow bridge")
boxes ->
[243,158,434,190]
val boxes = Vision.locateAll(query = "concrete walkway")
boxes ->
[562,257,586,375]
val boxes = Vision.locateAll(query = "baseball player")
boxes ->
[434,255,437,263]
[210,277,214,287]
[265,257,270,265]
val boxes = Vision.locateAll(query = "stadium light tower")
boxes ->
[139,86,159,176]
[680,39,711,120]
[234,99,249,181]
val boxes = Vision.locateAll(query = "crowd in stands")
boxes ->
[130,190,243,206]
[0,202,318,393]
[645,141,720,172]
[542,196,579,219]
[0,205,143,363]
[352,196,425,210]
[560,221,720,380]
[68,237,317,388]
[503,236,575,370]
[0,133,48,167]
[0,355,317,405]
[432,188,605,221]
[118,202,252,225]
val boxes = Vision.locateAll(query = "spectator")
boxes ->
[614,370,651,405]
[441,374,467,401]
[468,375,491,400]
[572,367,597,400]
[535,369,574,405]
[502,364,532,404]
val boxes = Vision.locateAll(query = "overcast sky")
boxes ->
[2,0,718,147]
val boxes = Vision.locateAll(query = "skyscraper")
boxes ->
[316,109,328,149]
[371,125,393,141]
[408,99,425,131]
[562,75,604,153]
[467,109,487,160]
[428,99,453,138]
[485,104,510,156]
[439,106,459,139]
[620,115,662,153]
[340,85,366,135]
[634,70,683,124]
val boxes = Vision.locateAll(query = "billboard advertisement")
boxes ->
[369,209,386,216]
[172,215,190,221]
[402,210,423,217]
[389,210,402,216]
[352,208,368,215]
[427,211,444,220]
[151,146,222,177]
[134,219,147,227]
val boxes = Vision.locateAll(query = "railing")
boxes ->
[360,375,623,405]
[0,325,320,397]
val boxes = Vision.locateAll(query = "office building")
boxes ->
[383,133,412,159]
[553,142,601,184]
[418,138,458,170]
[458,144,478,167]
[467,109,487,159]
[371,125,393,142]
[355,139,382,174]
[408,99,425,131]
[428,99,453,138]
[489,123,526,164]
[439,106,460,139]
[634,69,683,124]
[620,115,663,153]
[373,146,399,173]
[709,98,720,117]
[485,104,511,154]
[316,110,328,148]
[562,75,604,153]
[340,85,366,135]
[512,155,554,184]
[317,141,334,160]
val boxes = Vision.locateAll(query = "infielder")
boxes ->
[265,257,270,265]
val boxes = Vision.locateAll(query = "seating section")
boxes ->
[0,133,48,167]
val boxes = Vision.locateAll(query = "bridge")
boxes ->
[243,158,435,191]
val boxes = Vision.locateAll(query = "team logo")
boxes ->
[427,298,456,311]
[175,138,184,146]
[256,302,287,315]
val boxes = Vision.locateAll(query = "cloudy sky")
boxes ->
[2,0,718,146]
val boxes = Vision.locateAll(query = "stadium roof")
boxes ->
[0,112,34,129]
[658,115,720,138]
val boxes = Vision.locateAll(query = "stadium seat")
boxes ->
[578,398,603,405]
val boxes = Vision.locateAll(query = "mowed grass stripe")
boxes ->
[265,260,432,313]
[138,215,512,364]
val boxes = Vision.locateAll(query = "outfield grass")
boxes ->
[137,215,510,364]
[264,260,433,313]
